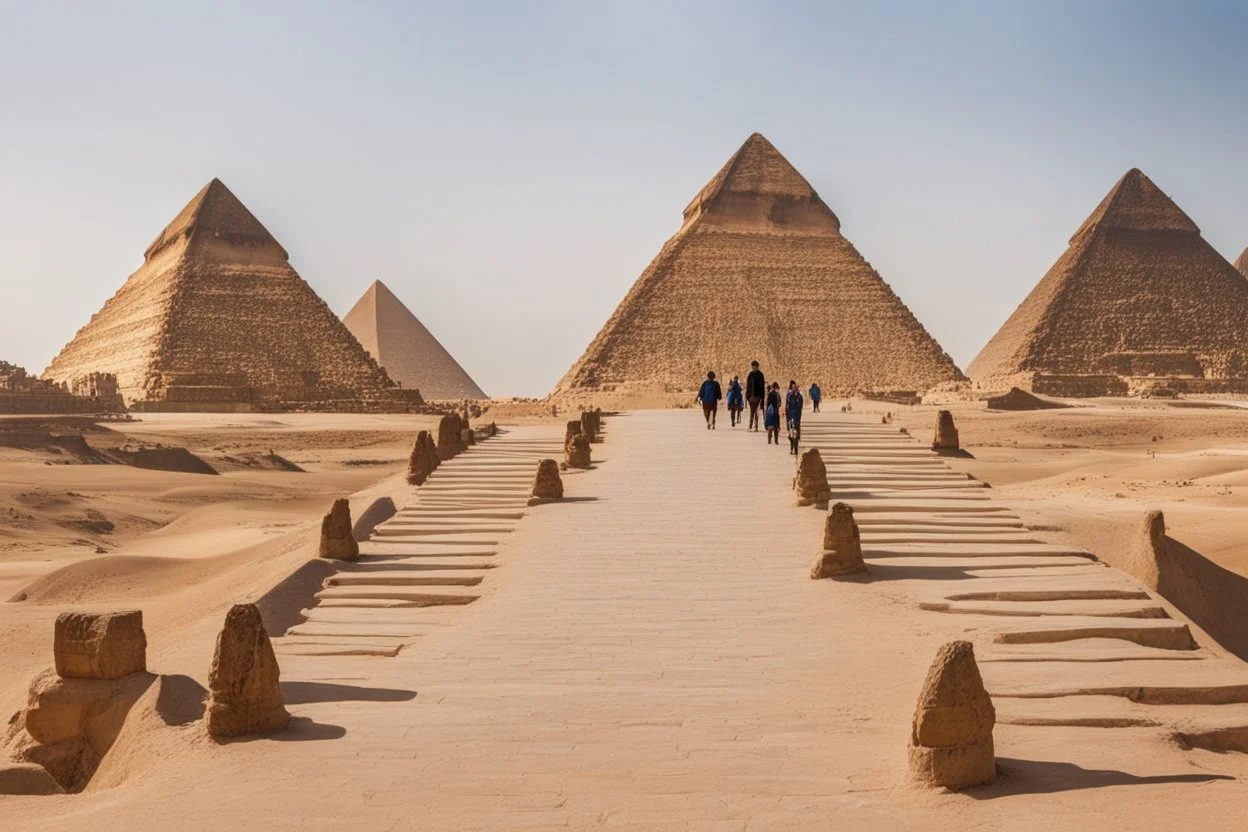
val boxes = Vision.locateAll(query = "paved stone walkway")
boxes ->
[15,410,1248,831]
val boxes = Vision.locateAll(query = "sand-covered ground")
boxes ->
[0,413,443,728]
[4,401,1248,828]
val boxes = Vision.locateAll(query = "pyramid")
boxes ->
[552,133,964,401]
[44,179,397,411]
[1235,248,1248,278]
[342,280,486,400]
[967,169,1248,393]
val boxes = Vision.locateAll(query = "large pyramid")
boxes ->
[1235,248,1248,278]
[552,133,964,401]
[44,179,397,411]
[343,280,486,400]
[967,169,1248,395]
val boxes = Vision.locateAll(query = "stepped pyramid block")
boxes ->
[342,280,485,400]
[552,133,963,401]
[1235,248,1248,278]
[44,179,397,411]
[968,169,1248,394]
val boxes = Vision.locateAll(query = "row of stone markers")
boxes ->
[1,605,287,795]
[798,412,997,790]
[274,413,597,659]
[798,407,1248,791]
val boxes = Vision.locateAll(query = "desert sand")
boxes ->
[5,402,1248,828]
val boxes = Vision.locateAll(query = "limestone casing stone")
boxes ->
[54,611,146,680]
[318,498,359,561]
[206,603,289,738]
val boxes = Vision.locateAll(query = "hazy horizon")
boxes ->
[2,1,1247,397]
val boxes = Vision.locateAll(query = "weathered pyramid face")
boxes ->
[968,168,1248,389]
[44,180,395,411]
[553,133,964,400]
[343,280,486,400]
[1236,248,1248,278]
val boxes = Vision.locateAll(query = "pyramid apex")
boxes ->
[1071,168,1199,242]
[144,178,288,262]
[682,133,839,231]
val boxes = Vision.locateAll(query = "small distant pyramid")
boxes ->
[1235,248,1248,278]
[553,133,963,400]
[968,169,1248,389]
[343,280,486,400]
[45,179,396,410]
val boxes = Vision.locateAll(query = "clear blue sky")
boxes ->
[2,0,1246,397]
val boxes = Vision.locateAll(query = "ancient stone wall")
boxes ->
[0,362,124,414]
[1031,374,1129,398]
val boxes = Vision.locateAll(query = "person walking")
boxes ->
[809,382,822,413]
[726,375,745,427]
[764,381,782,445]
[697,371,723,430]
[785,380,804,455]
[745,361,766,432]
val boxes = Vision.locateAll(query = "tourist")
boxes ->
[726,375,744,427]
[745,361,766,432]
[697,370,723,430]
[764,381,782,445]
[809,382,822,413]
[785,380,804,455]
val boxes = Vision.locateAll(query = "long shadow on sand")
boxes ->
[970,758,1233,797]
[281,680,417,705]
[223,716,347,743]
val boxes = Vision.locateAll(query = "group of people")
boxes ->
[695,362,823,454]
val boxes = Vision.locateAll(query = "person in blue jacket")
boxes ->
[785,380,804,454]
[809,382,822,413]
[726,376,745,427]
[764,382,782,445]
[696,371,723,430]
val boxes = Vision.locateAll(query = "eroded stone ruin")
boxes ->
[580,409,602,443]
[318,498,359,561]
[811,502,866,578]
[437,414,462,462]
[0,362,124,414]
[528,458,564,504]
[43,179,401,412]
[968,169,1248,397]
[932,410,959,452]
[407,429,439,486]
[984,387,1069,411]
[551,133,964,403]
[3,611,150,794]
[794,448,830,506]
[205,604,289,739]
[909,640,996,790]
[343,279,486,400]
[565,430,592,470]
